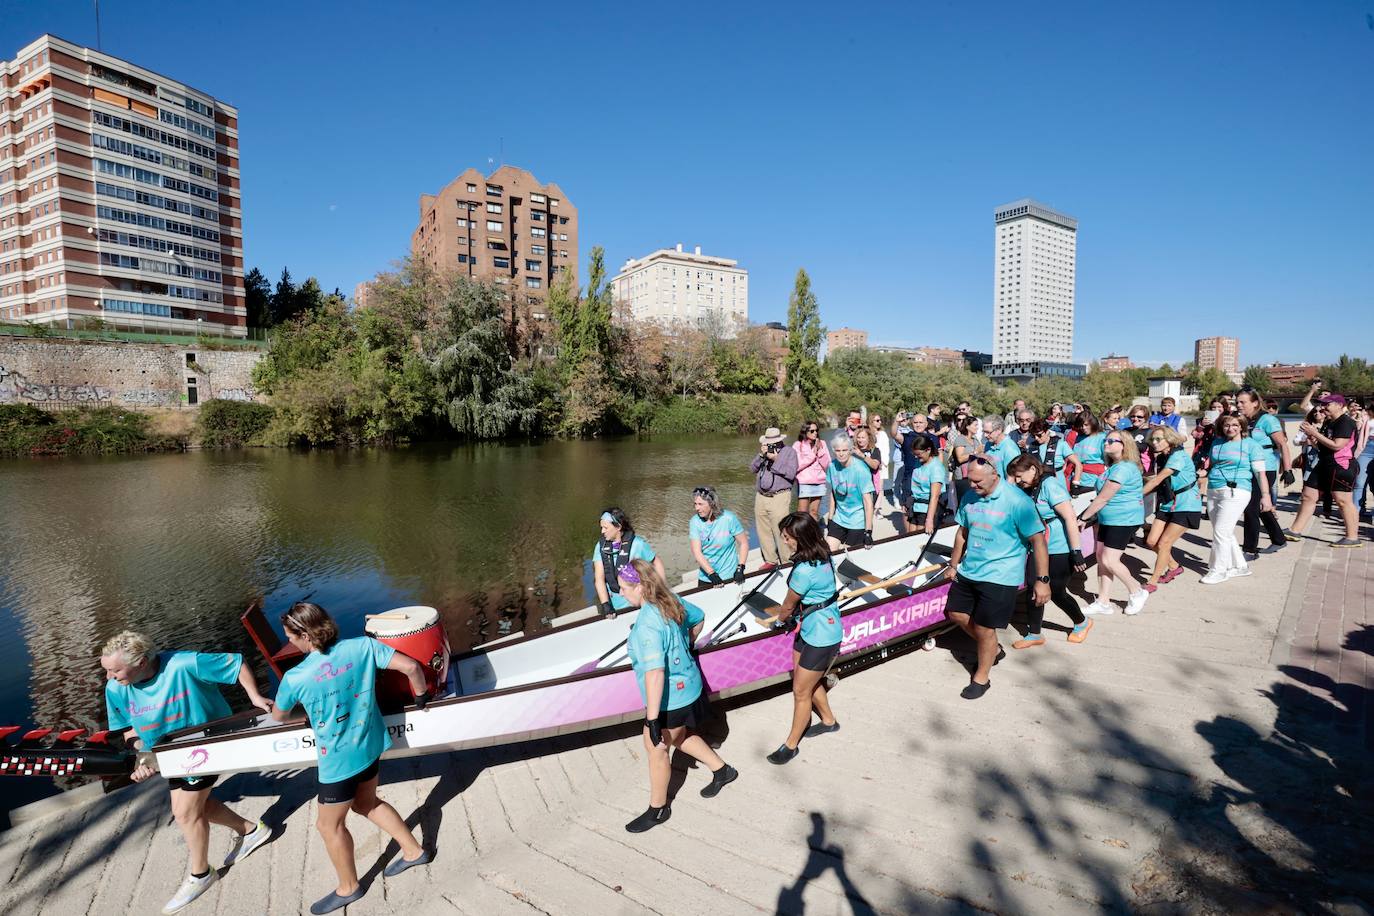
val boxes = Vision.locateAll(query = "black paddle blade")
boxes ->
[744,592,779,618]
[835,558,873,584]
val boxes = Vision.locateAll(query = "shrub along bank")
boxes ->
[0,404,186,458]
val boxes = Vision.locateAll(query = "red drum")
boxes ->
[364,606,451,710]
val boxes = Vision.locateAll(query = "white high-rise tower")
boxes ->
[992,199,1077,365]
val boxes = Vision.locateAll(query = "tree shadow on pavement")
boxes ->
[775,812,876,915]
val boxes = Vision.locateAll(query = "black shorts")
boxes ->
[318,759,380,805]
[827,521,865,548]
[793,631,841,672]
[1097,523,1138,550]
[907,502,947,526]
[1156,510,1201,530]
[167,774,219,792]
[944,574,1019,630]
[655,692,712,730]
[1310,461,1356,496]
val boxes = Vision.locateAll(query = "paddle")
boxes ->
[837,521,946,609]
[700,566,780,648]
[838,564,943,602]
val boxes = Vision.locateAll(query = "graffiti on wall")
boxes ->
[119,389,179,407]
[213,386,257,402]
[0,363,113,405]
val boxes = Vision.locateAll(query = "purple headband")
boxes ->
[616,563,641,584]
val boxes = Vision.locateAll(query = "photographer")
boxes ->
[751,427,798,570]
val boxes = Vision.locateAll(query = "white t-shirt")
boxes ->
[872,430,892,480]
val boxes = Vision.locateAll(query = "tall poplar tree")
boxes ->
[784,268,824,408]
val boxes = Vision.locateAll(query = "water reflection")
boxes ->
[0,435,763,808]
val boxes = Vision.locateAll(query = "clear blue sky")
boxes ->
[6,1,1372,366]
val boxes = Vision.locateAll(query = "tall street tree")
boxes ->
[784,268,823,408]
[244,267,272,329]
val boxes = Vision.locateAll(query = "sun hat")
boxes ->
[759,427,786,445]
[1317,394,1347,405]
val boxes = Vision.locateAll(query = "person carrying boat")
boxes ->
[690,486,749,587]
[943,458,1051,699]
[100,631,274,914]
[1077,430,1151,615]
[765,512,843,764]
[1071,408,1107,490]
[592,507,665,617]
[906,433,948,535]
[617,559,738,833]
[1005,455,1091,647]
[270,602,432,915]
[824,436,875,550]
[1141,424,1201,590]
[1023,418,1084,484]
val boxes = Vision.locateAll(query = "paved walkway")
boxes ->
[3,498,1371,915]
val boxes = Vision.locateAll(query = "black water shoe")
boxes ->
[625,805,671,833]
[803,721,841,739]
[700,764,738,798]
[961,680,991,700]
[767,744,800,765]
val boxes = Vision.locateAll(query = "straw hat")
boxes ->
[759,427,786,445]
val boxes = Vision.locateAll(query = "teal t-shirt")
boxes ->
[826,458,874,529]
[1159,448,1202,513]
[788,559,841,647]
[276,637,396,783]
[954,480,1044,587]
[1076,432,1107,485]
[1033,437,1074,471]
[690,510,745,582]
[989,436,1022,478]
[592,535,658,609]
[105,651,240,747]
[1209,438,1264,491]
[1097,461,1145,526]
[1250,413,1283,472]
[627,599,705,711]
[1033,475,1073,555]
[910,458,949,511]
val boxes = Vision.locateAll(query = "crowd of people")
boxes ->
[94,382,1371,912]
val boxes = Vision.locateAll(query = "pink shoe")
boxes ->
[1142,583,1158,593]
[1160,567,1183,585]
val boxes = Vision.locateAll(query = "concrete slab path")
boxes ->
[3,492,1371,915]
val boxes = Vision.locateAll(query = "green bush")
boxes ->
[646,393,810,435]
[0,404,185,458]
[195,399,276,448]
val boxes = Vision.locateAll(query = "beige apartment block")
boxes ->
[1195,336,1240,375]
[412,165,576,312]
[1,35,246,334]
[1099,353,1133,371]
[827,326,868,354]
[611,243,748,334]
[871,344,965,367]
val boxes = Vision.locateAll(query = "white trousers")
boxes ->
[1208,486,1249,574]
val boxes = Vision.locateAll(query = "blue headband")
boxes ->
[600,512,616,525]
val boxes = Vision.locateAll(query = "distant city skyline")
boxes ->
[4,3,1370,366]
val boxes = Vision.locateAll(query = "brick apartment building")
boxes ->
[1195,336,1240,375]
[412,165,576,314]
[871,344,964,367]
[827,326,868,354]
[1,35,245,335]
[1098,353,1133,371]
[1264,363,1319,389]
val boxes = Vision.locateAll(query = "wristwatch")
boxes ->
[1035,575,1051,584]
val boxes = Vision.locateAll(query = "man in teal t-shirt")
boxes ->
[982,416,1022,478]
[825,437,875,550]
[943,460,1049,700]
[101,631,273,914]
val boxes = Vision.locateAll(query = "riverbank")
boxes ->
[3,486,1368,912]
[0,405,188,458]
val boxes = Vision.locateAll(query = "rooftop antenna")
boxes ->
[93,0,103,51]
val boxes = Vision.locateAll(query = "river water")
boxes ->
[0,434,772,813]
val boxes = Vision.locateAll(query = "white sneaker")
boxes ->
[1200,570,1228,585]
[163,870,217,914]
[223,819,271,867]
[1084,600,1116,616]
[1124,590,1150,615]
[1226,567,1252,579]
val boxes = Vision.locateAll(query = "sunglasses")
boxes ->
[806,427,819,432]
[1106,437,1124,444]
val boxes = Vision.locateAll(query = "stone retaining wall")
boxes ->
[0,335,263,410]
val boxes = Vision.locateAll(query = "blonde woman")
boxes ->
[617,558,737,833]
[1141,425,1201,589]
[1076,429,1151,615]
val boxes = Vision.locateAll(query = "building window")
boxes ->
[530,210,545,222]
[492,257,510,269]
[530,244,545,255]
[486,202,502,213]
[458,254,470,264]
[530,227,546,238]
[530,193,546,204]
[525,260,541,271]
[526,277,542,288]
[466,183,477,192]
[457,218,468,228]
[486,185,501,196]
[486,220,503,231]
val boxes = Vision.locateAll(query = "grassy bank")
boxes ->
[0,404,187,458]
[644,393,811,435]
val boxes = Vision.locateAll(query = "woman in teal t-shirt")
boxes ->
[1141,425,1202,591]
[271,602,431,914]
[592,507,666,616]
[1076,430,1150,617]
[1006,454,1091,646]
[763,512,842,766]
[906,433,948,535]
[688,486,749,586]
[1201,414,1271,584]
[1072,409,1108,490]
[617,559,737,833]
